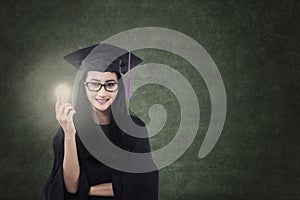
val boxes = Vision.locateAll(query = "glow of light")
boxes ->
[55,84,70,103]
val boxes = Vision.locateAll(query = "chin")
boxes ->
[93,103,111,112]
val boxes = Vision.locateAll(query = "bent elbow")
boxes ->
[63,174,79,194]
[65,185,78,194]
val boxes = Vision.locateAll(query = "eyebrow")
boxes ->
[88,79,117,82]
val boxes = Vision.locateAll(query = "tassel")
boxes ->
[126,52,131,99]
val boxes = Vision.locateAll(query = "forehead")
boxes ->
[85,71,117,81]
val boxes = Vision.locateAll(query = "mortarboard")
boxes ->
[63,43,143,98]
[63,43,142,73]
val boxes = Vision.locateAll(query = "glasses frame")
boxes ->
[84,81,119,92]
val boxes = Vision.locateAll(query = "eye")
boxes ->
[89,82,100,87]
[106,82,116,88]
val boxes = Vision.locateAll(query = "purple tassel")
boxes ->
[126,52,131,99]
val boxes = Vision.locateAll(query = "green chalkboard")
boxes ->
[0,0,299,199]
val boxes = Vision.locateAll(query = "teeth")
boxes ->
[97,99,108,103]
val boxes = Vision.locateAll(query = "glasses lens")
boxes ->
[85,82,118,92]
[87,82,101,91]
[105,82,118,92]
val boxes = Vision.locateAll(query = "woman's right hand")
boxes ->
[55,96,77,135]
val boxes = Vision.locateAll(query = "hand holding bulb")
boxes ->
[55,85,76,137]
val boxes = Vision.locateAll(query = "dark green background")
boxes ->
[0,0,299,199]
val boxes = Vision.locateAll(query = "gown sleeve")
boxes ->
[111,116,159,200]
[43,127,90,200]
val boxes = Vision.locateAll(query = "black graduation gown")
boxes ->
[43,116,159,200]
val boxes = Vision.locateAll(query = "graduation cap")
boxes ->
[63,43,143,99]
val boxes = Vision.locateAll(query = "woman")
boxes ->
[43,43,159,200]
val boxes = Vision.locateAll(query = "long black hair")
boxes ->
[72,70,156,172]
[73,71,128,126]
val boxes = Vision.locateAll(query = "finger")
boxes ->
[57,103,72,116]
[62,105,74,116]
[63,109,76,124]
[61,104,72,115]
[60,106,73,122]
[55,96,61,114]
[68,109,76,118]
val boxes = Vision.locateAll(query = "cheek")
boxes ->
[85,90,95,103]
[111,91,118,101]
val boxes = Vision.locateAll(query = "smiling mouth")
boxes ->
[96,99,109,104]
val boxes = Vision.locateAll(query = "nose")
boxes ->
[97,85,107,96]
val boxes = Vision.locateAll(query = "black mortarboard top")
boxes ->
[63,43,142,74]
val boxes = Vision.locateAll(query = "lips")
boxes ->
[96,99,109,104]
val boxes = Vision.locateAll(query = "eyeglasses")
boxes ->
[84,81,119,92]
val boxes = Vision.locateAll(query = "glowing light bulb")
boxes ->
[55,84,70,102]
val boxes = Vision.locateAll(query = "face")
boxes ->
[85,71,119,112]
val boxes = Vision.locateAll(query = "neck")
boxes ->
[92,107,111,125]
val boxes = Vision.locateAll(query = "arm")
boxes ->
[63,133,80,193]
[43,129,90,200]
[56,96,80,194]
[88,183,114,197]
